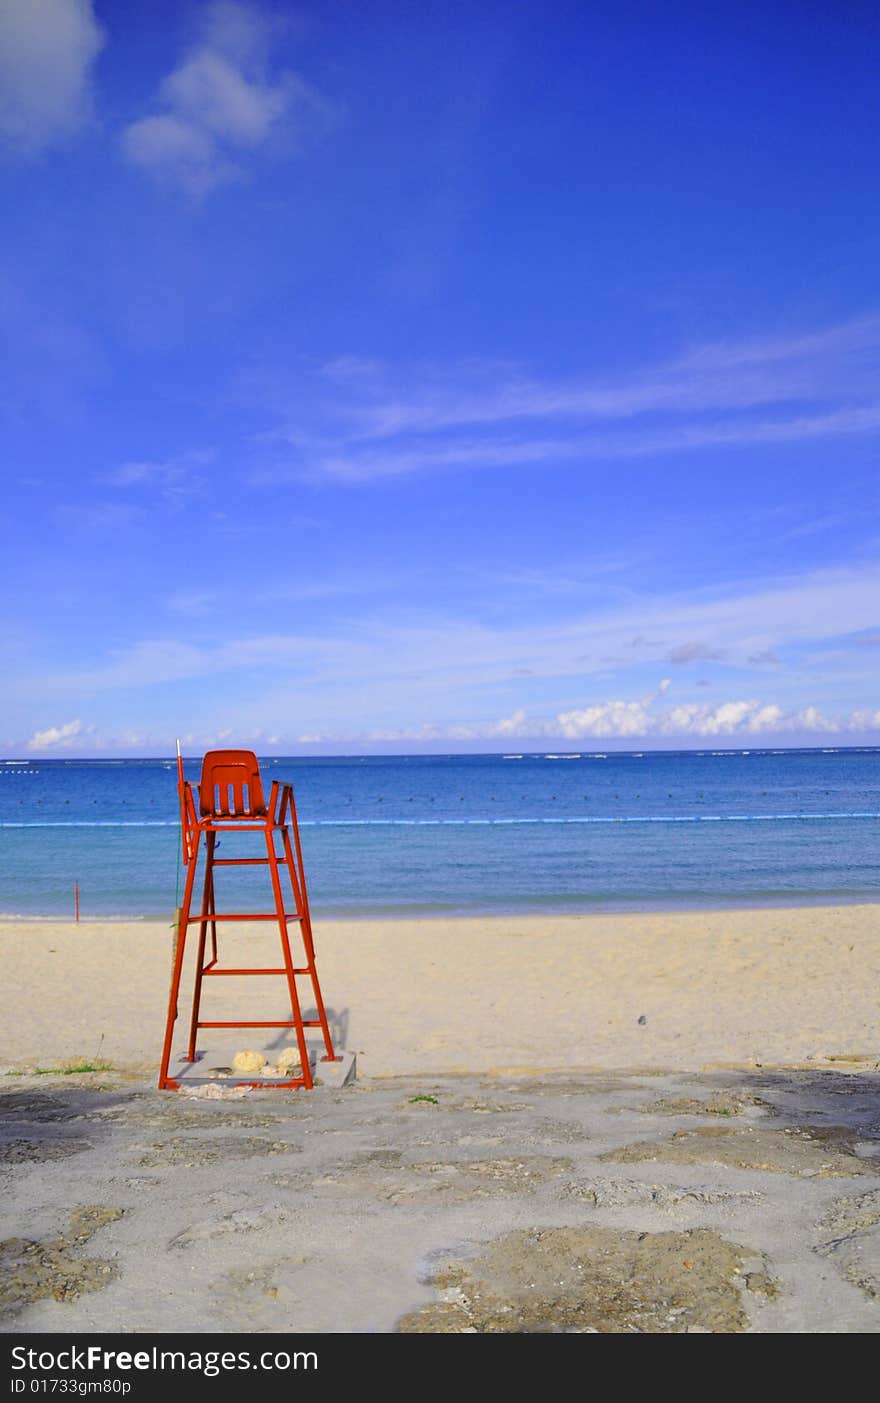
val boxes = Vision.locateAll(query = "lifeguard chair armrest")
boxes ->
[265,781,299,824]
[273,781,300,824]
[179,780,200,864]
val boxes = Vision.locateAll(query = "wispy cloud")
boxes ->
[164,591,218,617]
[290,406,880,483]
[344,316,880,435]
[101,449,214,503]
[54,501,141,531]
[48,635,338,693]
[253,314,880,483]
[120,1,333,196]
[0,0,104,157]
[38,564,880,737]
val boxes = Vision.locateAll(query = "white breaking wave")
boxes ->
[0,820,178,827]
[2,813,879,829]
[0,912,147,921]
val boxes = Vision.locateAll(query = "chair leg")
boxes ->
[266,827,313,1087]
[282,825,336,1062]
[158,831,201,1088]
[209,883,218,965]
[187,831,215,1062]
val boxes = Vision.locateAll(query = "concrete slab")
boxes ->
[313,1049,357,1088]
[4,1067,879,1332]
[169,1045,356,1090]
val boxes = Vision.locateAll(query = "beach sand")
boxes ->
[2,906,879,1333]
[1,904,878,1076]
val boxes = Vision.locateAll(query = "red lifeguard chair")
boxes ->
[158,748,337,1089]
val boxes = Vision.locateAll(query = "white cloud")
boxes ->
[747,704,783,731]
[661,700,780,737]
[282,673,864,746]
[548,695,790,741]
[300,694,866,745]
[121,1,329,195]
[489,708,528,737]
[27,718,87,750]
[122,115,228,194]
[550,696,849,740]
[849,709,880,731]
[163,50,288,146]
[0,0,104,156]
[58,691,871,751]
[789,706,839,734]
[556,699,653,739]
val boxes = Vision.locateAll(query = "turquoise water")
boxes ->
[0,748,878,917]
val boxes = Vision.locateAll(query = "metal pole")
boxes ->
[176,739,186,851]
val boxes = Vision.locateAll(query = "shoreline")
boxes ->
[3,893,880,922]
[2,904,878,1078]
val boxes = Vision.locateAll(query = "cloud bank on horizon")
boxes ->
[1,2,879,755]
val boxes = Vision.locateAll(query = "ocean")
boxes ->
[0,748,878,919]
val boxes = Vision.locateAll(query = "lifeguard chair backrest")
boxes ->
[198,749,267,818]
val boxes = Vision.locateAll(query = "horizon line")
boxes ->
[4,742,879,763]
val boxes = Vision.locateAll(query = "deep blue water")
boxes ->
[0,748,878,917]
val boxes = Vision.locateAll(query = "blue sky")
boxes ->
[2,0,879,755]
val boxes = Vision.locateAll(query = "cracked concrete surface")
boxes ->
[397,1225,774,1333]
[1,1067,879,1332]
[603,1124,880,1178]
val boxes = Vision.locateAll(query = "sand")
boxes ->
[2,905,879,1334]
[0,904,878,1077]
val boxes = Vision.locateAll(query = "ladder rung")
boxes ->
[210,857,287,867]
[203,967,311,976]
[185,912,302,923]
[205,967,284,975]
[197,1020,304,1028]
